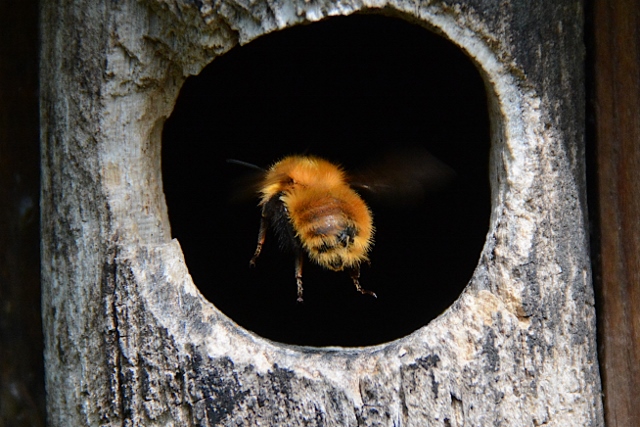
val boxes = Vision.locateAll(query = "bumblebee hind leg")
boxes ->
[250,208,268,267]
[349,266,377,298]
[295,251,304,303]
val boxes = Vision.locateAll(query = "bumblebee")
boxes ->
[243,155,374,302]
[230,150,452,302]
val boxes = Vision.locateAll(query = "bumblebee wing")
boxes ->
[349,147,455,204]
[226,159,267,203]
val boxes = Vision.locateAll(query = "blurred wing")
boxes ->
[226,159,267,203]
[349,147,455,204]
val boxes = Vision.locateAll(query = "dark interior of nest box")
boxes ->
[162,13,491,347]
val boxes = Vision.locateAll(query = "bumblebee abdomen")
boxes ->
[284,189,374,271]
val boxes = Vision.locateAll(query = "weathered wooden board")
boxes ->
[40,0,603,425]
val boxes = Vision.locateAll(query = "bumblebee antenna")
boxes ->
[226,159,267,172]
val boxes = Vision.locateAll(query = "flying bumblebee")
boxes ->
[229,150,453,302]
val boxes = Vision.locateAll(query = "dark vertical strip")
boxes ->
[0,0,45,425]
[592,0,640,425]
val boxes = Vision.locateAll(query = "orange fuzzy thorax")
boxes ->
[259,155,374,270]
[259,156,347,202]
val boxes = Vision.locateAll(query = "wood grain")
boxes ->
[593,0,640,425]
[40,0,603,425]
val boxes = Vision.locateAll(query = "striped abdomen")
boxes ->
[283,187,373,271]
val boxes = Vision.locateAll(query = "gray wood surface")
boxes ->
[40,0,603,425]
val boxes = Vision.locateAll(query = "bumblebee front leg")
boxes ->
[250,208,268,267]
[295,251,304,303]
[349,266,377,298]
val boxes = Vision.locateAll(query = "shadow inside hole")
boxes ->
[162,14,490,347]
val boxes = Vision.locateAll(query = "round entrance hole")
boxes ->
[162,14,490,347]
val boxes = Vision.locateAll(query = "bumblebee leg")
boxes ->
[250,211,268,267]
[349,266,377,298]
[295,252,304,303]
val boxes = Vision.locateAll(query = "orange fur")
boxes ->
[258,155,374,271]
